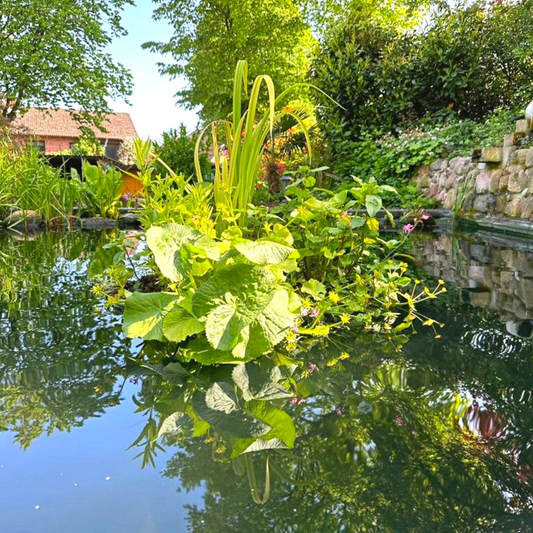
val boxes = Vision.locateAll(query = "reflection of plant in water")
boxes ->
[126,320,533,530]
[0,231,132,448]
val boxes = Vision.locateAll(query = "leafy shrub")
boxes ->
[71,161,124,219]
[312,1,533,144]
[154,124,210,179]
[0,139,83,224]
[331,108,520,207]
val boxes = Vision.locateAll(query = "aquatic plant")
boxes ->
[194,60,314,228]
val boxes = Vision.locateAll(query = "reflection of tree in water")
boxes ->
[153,303,533,532]
[0,231,131,447]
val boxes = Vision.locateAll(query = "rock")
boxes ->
[429,182,439,198]
[81,217,118,230]
[495,195,508,214]
[444,175,456,190]
[443,189,457,209]
[516,149,529,165]
[504,198,522,217]
[417,174,430,188]
[504,134,516,148]
[470,292,491,307]
[480,147,503,163]
[521,197,533,220]
[118,212,141,228]
[526,149,533,168]
[3,210,43,229]
[430,159,442,172]
[473,195,491,213]
[516,119,530,134]
[476,172,491,193]
[462,192,476,211]
[508,169,527,193]
[499,172,509,192]
[489,170,503,193]
[503,147,517,166]
[440,160,449,171]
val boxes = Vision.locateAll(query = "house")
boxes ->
[11,108,137,160]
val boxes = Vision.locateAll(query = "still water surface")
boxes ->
[1,230,533,532]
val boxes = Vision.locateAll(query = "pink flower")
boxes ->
[123,193,132,202]
[341,211,350,219]
[395,415,404,426]
[310,308,320,319]
[309,363,318,372]
[291,397,307,405]
[301,307,310,317]
[403,224,414,234]
[292,325,299,333]
[421,214,430,221]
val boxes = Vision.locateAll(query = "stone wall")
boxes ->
[411,234,533,332]
[412,119,533,221]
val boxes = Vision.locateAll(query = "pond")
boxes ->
[1,229,533,532]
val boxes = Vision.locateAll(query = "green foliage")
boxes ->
[127,138,215,233]
[71,134,105,156]
[76,161,124,219]
[312,1,533,144]
[127,357,297,465]
[331,108,519,207]
[144,0,315,121]
[195,60,314,228]
[0,0,133,125]
[154,124,210,179]
[0,231,131,448]
[0,139,84,224]
[123,223,302,362]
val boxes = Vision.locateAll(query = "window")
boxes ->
[104,142,119,160]
[28,140,45,152]
[69,142,76,151]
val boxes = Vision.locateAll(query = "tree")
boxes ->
[144,0,315,122]
[0,0,134,127]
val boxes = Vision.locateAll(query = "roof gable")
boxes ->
[11,108,137,140]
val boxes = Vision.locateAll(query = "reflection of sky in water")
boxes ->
[0,233,203,532]
[0,381,203,533]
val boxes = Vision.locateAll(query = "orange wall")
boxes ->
[120,170,143,196]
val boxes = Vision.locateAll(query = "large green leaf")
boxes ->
[192,385,270,439]
[163,308,204,343]
[247,400,295,448]
[192,264,276,318]
[146,223,219,282]
[230,400,296,457]
[301,279,326,300]
[365,194,383,217]
[192,264,296,358]
[241,289,296,358]
[123,292,180,341]
[234,240,295,265]
[180,337,260,365]
[232,363,291,401]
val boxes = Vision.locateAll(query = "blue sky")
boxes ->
[108,1,199,141]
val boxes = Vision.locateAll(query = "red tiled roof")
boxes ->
[11,108,137,140]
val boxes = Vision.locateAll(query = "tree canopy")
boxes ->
[0,0,134,126]
[144,0,315,122]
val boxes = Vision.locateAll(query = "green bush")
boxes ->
[312,1,533,145]
[331,109,520,208]
[154,124,210,179]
